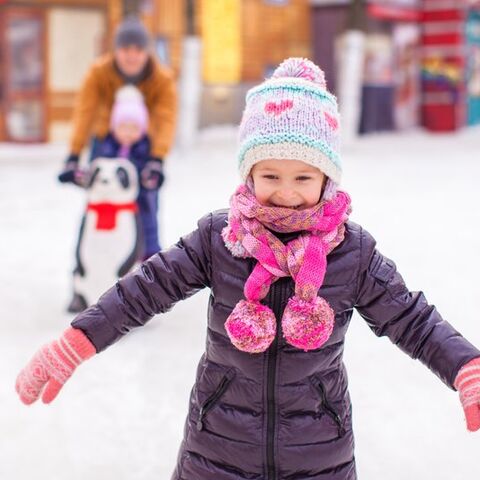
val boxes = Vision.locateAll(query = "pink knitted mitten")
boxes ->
[454,357,480,432]
[15,327,96,405]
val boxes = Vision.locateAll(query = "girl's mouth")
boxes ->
[269,202,303,210]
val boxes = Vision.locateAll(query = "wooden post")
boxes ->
[153,0,185,77]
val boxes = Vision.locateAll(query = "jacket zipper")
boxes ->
[196,371,234,431]
[314,380,346,437]
[266,278,289,480]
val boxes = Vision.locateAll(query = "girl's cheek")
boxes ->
[255,195,267,206]
[255,191,271,206]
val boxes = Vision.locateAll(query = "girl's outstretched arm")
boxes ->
[354,227,480,431]
[15,214,212,405]
[354,226,480,391]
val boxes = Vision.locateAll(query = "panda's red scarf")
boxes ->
[87,202,138,230]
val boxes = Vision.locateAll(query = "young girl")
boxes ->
[15,58,480,480]
[98,84,164,257]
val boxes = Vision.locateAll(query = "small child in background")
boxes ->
[98,85,165,257]
[16,58,480,480]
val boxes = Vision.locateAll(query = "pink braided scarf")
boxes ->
[222,184,352,353]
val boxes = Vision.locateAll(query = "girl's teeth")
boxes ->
[270,203,302,209]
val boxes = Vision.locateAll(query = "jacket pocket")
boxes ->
[196,368,236,431]
[310,376,346,438]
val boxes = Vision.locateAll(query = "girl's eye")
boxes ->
[262,175,278,180]
[296,176,312,181]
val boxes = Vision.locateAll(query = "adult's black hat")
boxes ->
[114,16,150,49]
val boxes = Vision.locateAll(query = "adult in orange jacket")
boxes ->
[58,16,177,189]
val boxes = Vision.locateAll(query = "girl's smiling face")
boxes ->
[251,159,326,210]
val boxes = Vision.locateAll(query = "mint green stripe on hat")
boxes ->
[238,133,341,168]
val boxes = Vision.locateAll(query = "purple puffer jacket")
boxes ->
[72,210,480,480]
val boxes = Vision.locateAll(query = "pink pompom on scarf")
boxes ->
[222,183,352,354]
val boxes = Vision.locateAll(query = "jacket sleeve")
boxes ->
[148,67,177,158]
[71,213,212,353]
[354,227,480,390]
[69,66,102,155]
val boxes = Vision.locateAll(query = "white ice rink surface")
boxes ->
[1,127,479,479]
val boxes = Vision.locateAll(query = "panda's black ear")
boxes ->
[87,167,101,188]
[116,167,130,189]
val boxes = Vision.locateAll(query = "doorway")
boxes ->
[0,7,47,142]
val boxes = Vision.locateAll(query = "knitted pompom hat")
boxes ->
[110,85,149,133]
[238,57,341,188]
[114,15,150,50]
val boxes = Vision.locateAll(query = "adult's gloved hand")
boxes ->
[454,356,480,432]
[140,157,165,190]
[57,154,87,186]
[15,327,96,405]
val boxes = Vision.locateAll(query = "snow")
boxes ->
[1,127,479,479]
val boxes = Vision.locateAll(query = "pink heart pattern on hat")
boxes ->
[324,111,338,130]
[264,99,294,116]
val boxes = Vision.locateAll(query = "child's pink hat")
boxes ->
[110,85,149,133]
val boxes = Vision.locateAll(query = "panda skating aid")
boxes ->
[69,157,143,312]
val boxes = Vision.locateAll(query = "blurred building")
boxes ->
[0,0,312,143]
[2,0,480,144]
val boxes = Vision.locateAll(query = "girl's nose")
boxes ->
[277,188,297,200]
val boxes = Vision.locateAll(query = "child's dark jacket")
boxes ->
[97,132,150,170]
[72,210,480,480]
